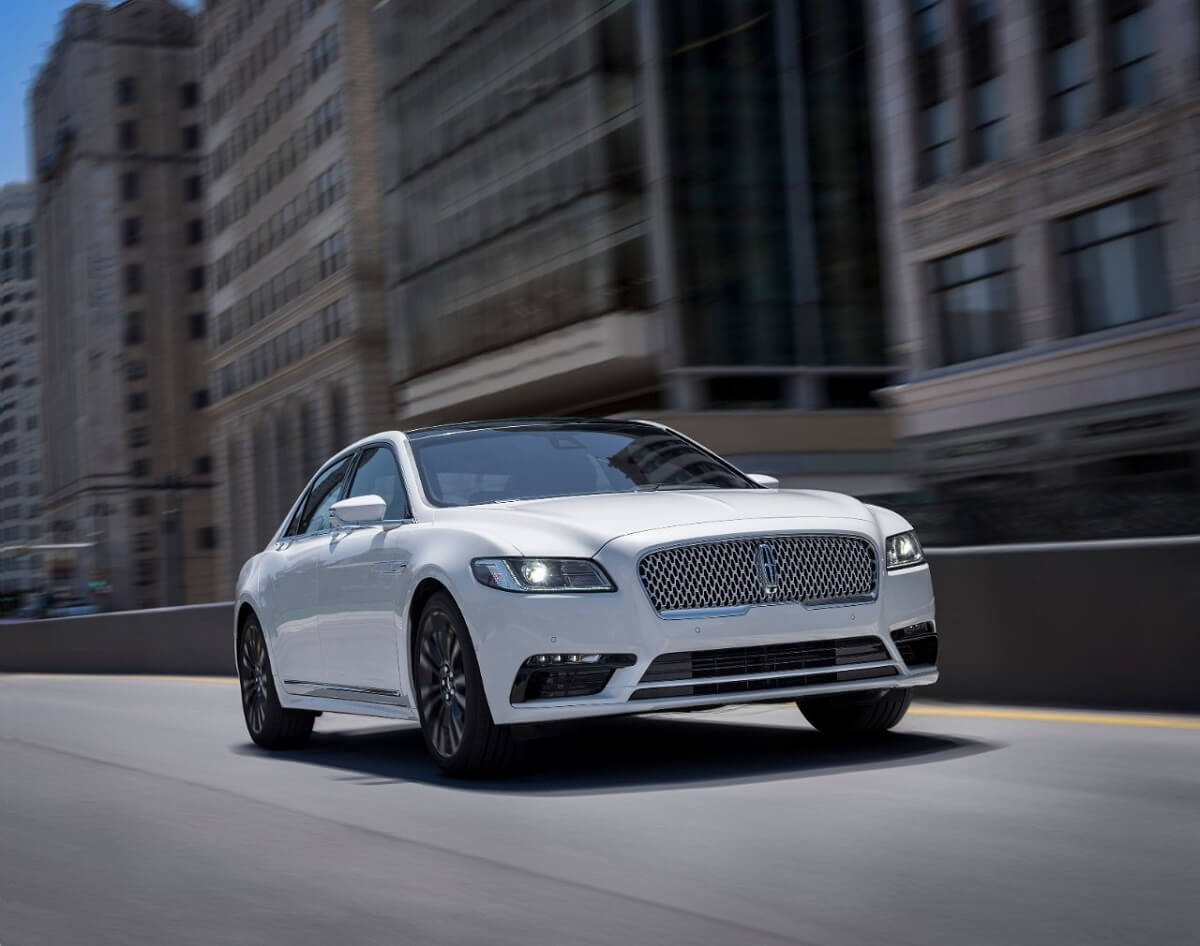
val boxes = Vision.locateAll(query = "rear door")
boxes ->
[318,443,413,696]
[269,454,354,690]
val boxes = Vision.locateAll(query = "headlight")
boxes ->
[471,557,616,593]
[885,530,925,570]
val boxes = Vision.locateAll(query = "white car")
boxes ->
[235,419,938,776]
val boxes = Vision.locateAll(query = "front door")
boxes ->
[318,444,413,696]
[272,454,354,691]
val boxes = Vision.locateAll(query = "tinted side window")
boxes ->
[293,456,352,535]
[346,445,410,520]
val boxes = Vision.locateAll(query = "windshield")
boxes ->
[409,422,757,507]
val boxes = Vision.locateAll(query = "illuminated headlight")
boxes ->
[471,557,616,593]
[885,530,925,570]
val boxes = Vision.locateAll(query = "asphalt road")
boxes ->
[1,676,1197,946]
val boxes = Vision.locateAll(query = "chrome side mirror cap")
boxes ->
[330,494,387,527]
[747,473,780,488]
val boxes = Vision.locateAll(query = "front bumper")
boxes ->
[463,555,938,726]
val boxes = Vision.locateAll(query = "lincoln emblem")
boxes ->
[755,543,780,593]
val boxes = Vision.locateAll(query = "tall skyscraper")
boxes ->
[371,1,901,496]
[32,0,215,609]
[867,0,1200,541]
[201,0,390,590]
[0,183,41,600]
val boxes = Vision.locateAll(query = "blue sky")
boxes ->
[0,1,199,187]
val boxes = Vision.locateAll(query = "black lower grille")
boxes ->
[891,622,938,668]
[630,665,897,701]
[640,635,889,684]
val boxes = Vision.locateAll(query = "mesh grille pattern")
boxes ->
[638,534,878,614]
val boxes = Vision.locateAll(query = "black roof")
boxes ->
[405,417,660,440]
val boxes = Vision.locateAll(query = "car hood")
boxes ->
[429,488,874,557]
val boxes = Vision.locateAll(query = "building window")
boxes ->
[188,312,207,339]
[131,458,151,478]
[1110,6,1154,109]
[187,266,205,292]
[317,231,345,279]
[128,391,147,412]
[125,360,146,381]
[124,311,144,345]
[914,0,945,51]
[118,120,139,151]
[920,101,954,183]
[196,526,217,550]
[193,455,212,475]
[1061,191,1168,334]
[123,216,142,247]
[180,82,199,109]
[185,176,202,201]
[121,171,140,201]
[187,219,204,245]
[192,388,210,409]
[117,76,137,105]
[930,239,1015,365]
[129,426,150,448]
[182,124,201,151]
[969,76,1005,164]
[124,264,143,296]
[1048,38,1091,135]
[132,497,154,517]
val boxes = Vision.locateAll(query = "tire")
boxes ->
[797,687,913,738]
[413,591,515,778]
[237,613,315,750]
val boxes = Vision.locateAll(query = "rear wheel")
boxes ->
[797,687,912,737]
[414,592,515,777]
[238,615,314,749]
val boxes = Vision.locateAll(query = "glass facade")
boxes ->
[660,0,886,371]
[660,1,795,366]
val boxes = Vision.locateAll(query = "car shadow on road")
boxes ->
[239,710,1001,795]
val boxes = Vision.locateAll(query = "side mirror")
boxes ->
[330,494,387,527]
[747,473,780,488]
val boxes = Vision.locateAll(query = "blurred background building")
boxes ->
[869,0,1200,542]
[371,0,904,499]
[31,0,216,609]
[201,0,390,588]
[0,183,42,602]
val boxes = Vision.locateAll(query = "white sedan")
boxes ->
[235,419,938,776]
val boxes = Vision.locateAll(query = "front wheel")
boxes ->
[797,687,912,737]
[414,592,515,777]
[238,615,314,749]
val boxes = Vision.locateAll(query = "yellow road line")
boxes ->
[910,705,1200,731]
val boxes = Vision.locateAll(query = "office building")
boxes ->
[202,0,390,589]
[868,0,1200,541]
[372,1,902,495]
[0,184,41,598]
[32,0,215,608]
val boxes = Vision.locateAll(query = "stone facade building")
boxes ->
[868,0,1200,541]
[202,0,390,592]
[371,1,905,497]
[32,0,216,608]
[0,184,41,598]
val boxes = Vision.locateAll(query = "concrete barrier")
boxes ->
[0,602,234,677]
[925,537,1200,712]
[2,538,1198,712]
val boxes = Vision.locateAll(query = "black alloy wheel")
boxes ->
[237,614,314,749]
[413,592,515,777]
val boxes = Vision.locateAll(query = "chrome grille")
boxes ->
[638,534,878,614]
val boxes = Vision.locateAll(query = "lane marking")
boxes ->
[909,705,1200,731]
